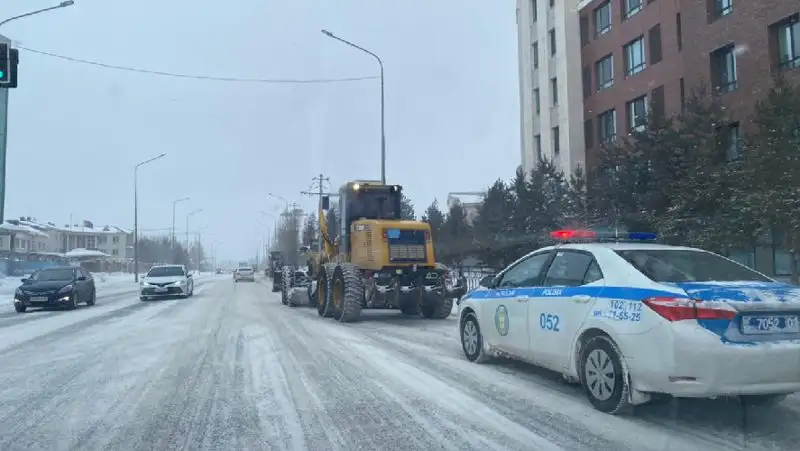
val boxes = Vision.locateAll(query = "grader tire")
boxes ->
[421,289,453,319]
[281,266,293,306]
[316,264,336,318]
[398,292,421,315]
[332,263,364,323]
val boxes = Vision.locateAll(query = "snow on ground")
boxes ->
[0,275,798,450]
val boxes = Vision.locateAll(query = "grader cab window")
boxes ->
[348,189,401,221]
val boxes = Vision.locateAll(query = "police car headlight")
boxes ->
[58,284,73,293]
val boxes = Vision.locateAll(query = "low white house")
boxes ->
[15,217,131,257]
[0,220,50,254]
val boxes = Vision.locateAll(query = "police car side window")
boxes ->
[497,252,552,288]
[543,251,596,287]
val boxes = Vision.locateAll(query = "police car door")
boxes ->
[487,251,554,357]
[528,250,604,369]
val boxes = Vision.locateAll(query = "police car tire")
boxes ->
[460,313,490,363]
[579,335,632,414]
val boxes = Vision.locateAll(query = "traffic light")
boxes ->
[0,43,19,88]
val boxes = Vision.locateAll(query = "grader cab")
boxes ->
[313,180,451,322]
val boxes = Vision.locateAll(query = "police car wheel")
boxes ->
[460,313,489,363]
[580,336,631,414]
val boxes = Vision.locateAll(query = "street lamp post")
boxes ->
[321,29,386,184]
[185,209,202,269]
[133,153,167,282]
[171,197,190,261]
[0,1,76,224]
[0,1,75,29]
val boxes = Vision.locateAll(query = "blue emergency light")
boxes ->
[549,229,657,241]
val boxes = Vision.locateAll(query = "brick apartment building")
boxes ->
[578,0,800,165]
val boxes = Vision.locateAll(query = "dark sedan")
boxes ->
[13,267,96,313]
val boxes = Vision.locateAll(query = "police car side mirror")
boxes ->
[479,275,495,288]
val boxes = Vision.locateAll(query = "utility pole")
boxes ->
[301,173,338,252]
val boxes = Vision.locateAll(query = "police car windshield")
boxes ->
[616,249,771,283]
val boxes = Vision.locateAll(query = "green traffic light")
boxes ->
[0,71,4,78]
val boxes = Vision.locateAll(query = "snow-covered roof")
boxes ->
[0,221,50,237]
[14,218,131,235]
[64,248,110,258]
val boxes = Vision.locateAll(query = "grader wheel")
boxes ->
[280,266,293,305]
[420,285,453,319]
[316,264,335,317]
[331,263,364,323]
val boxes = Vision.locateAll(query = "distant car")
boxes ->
[14,266,96,313]
[234,267,255,282]
[140,264,194,301]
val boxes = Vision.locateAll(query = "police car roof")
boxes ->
[541,242,698,252]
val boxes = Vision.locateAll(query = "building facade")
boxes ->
[15,218,131,257]
[517,0,586,175]
[578,0,800,164]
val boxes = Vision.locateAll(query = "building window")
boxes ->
[624,0,644,19]
[532,0,537,22]
[710,44,738,93]
[534,134,542,160]
[534,88,540,114]
[550,77,558,105]
[595,54,614,91]
[598,109,617,144]
[626,95,648,132]
[594,2,611,36]
[552,126,560,155]
[532,42,539,69]
[714,0,732,18]
[776,17,799,69]
[549,29,556,56]
[624,36,646,76]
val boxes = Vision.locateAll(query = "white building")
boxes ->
[0,221,50,254]
[15,217,131,258]
[446,193,483,225]
[516,0,585,175]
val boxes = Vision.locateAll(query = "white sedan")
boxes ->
[458,229,800,414]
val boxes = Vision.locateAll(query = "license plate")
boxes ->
[29,296,48,303]
[741,315,800,335]
[154,287,168,293]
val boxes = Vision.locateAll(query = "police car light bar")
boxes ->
[550,229,597,240]
[549,229,658,241]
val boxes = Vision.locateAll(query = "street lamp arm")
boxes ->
[0,1,75,29]
[135,152,167,168]
[321,29,383,67]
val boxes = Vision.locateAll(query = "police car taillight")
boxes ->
[642,297,736,321]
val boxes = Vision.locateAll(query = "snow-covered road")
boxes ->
[0,276,797,450]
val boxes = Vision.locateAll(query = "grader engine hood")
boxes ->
[351,220,433,267]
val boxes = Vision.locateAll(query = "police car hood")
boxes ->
[667,281,800,312]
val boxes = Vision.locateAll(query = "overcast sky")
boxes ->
[4,0,519,261]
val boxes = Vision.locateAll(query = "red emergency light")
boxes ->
[550,229,597,240]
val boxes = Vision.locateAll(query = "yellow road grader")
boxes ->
[308,180,452,322]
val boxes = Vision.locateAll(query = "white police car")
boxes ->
[458,229,800,414]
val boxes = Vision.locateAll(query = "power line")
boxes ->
[16,45,380,84]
